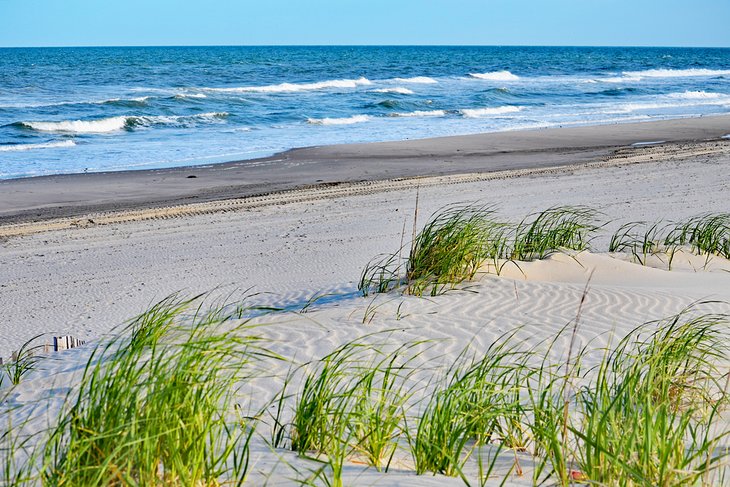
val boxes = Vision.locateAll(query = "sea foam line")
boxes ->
[307,114,371,125]
[389,110,446,118]
[469,70,520,81]
[206,77,372,93]
[623,68,730,78]
[460,106,523,118]
[0,140,77,152]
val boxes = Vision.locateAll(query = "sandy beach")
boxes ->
[1,119,730,485]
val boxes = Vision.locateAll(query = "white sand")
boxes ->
[1,149,729,484]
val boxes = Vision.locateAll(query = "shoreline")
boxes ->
[1,115,729,225]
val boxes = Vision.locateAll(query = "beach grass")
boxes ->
[360,204,599,296]
[35,295,272,486]
[1,297,729,485]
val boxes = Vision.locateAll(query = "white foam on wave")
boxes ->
[207,77,372,94]
[20,112,229,134]
[389,110,446,118]
[667,90,723,100]
[600,68,730,83]
[174,93,208,99]
[371,87,415,95]
[22,116,130,133]
[469,70,519,81]
[392,76,438,84]
[307,114,371,125]
[0,140,77,152]
[460,106,523,118]
[614,92,730,113]
[722,134,730,139]
[623,68,730,78]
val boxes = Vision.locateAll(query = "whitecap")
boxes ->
[371,87,415,95]
[469,70,519,81]
[18,112,228,134]
[206,77,371,93]
[622,68,730,78]
[0,140,77,152]
[21,116,130,133]
[392,76,438,84]
[666,90,723,100]
[389,110,446,118]
[174,93,208,99]
[307,115,371,125]
[460,106,523,118]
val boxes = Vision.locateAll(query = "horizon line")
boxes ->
[1,43,729,49]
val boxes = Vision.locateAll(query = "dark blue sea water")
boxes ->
[1,46,729,179]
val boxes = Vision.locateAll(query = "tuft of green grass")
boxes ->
[609,220,677,267]
[667,213,730,260]
[410,334,529,480]
[3,335,46,386]
[572,310,730,486]
[360,204,599,297]
[286,340,420,486]
[40,294,269,486]
[510,206,599,261]
[405,203,504,296]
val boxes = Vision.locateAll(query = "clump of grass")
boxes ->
[405,203,505,296]
[510,206,599,261]
[572,310,730,486]
[609,220,678,267]
[611,213,730,269]
[668,213,730,259]
[285,340,419,485]
[40,295,268,486]
[360,204,598,297]
[3,335,45,386]
[410,334,529,480]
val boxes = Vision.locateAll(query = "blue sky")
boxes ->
[1,0,728,47]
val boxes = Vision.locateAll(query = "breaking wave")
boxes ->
[15,112,229,134]
[206,77,372,93]
[307,114,371,125]
[623,68,730,78]
[460,106,523,118]
[0,140,77,152]
[371,87,415,95]
[469,70,520,81]
[389,110,446,118]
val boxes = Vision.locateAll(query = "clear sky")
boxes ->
[1,0,728,48]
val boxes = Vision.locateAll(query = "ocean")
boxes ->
[1,45,729,179]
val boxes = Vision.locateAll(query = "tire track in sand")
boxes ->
[2,140,728,239]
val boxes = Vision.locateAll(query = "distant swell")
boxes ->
[206,77,372,93]
[16,112,228,134]
[307,115,371,125]
[0,140,76,152]
[392,76,438,84]
[469,70,519,81]
[460,106,523,118]
[371,87,415,95]
[0,96,150,109]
